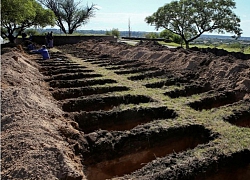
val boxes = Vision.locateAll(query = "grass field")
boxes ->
[159,41,250,54]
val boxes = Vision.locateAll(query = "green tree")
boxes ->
[145,0,242,48]
[25,28,40,36]
[38,0,97,34]
[159,29,182,44]
[111,28,120,38]
[171,34,183,44]
[106,28,120,38]
[159,29,173,39]
[105,30,111,36]
[1,0,55,43]
[144,32,159,39]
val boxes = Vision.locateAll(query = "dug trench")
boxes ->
[189,149,250,180]
[72,106,177,133]
[188,91,246,111]
[61,94,156,112]
[82,125,214,180]
[223,107,250,128]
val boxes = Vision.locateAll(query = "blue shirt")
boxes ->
[34,48,50,60]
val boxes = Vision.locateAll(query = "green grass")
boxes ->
[159,41,250,54]
[190,44,250,54]
[158,41,180,47]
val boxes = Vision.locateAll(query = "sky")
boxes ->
[78,0,250,37]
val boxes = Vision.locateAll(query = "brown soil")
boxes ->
[1,47,85,179]
[1,40,250,180]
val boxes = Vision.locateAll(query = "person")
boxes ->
[45,33,49,47]
[48,31,53,48]
[27,42,36,50]
[28,34,33,41]
[31,45,50,60]
[21,32,27,41]
[8,34,16,43]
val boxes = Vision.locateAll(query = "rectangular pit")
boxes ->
[36,59,69,63]
[82,125,213,180]
[110,59,138,65]
[164,83,211,98]
[223,109,250,128]
[62,94,156,112]
[82,58,118,63]
[193,150,250,180]
[40,65,85,72]
[38,62,81,67]
[188,91,245,111]
[144,78,190,88]
[114,67,157,75]
[46,73,102,81]
[52,86,129,100]
[128,70,166,81]
[49,79,117,88]
[105,62,145,70]
[43,68,93,76]
[73,106,177,133]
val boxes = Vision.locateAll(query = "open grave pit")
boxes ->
[72,106,177,133]
[49,78,117,88]
[164,82,212,98]
[80,124,215,180]
[188,91,246,111]
[62,94,157,112]
[45,72,103,81]
[52,86,130,100]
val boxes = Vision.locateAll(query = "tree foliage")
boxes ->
[159,29,173,39]
[38,0,97,34]
[106,28,120,38]
[25,28,40,36]
[159,29,183,44]
[145,0,242,48]
[1,0,55,43]
[144,32,159,39]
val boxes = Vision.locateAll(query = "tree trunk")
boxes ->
[68,29,74,34]
[8,34,16,43]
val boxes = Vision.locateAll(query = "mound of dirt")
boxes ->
[1,47,85,179]
[60,39,250,96]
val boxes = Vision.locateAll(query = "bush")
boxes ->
[159,29,173,39]
[227,42,241,49]
[171,34,182,44]
[144,32,159,39]
[106,28,120,38]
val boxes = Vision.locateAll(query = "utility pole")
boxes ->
[128,18,131,37]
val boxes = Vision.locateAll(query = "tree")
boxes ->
[159,29,183,44]
[145,0,242,48]
[144,32,159,39]
[25,28,40,36]
[159,29,173,39]
[106,28,120,38]
[1,0,55,43]
[38,0,97,34]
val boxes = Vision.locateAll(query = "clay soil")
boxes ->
[1,40,250,180]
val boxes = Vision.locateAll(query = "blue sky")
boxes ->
[79,0,250,37]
